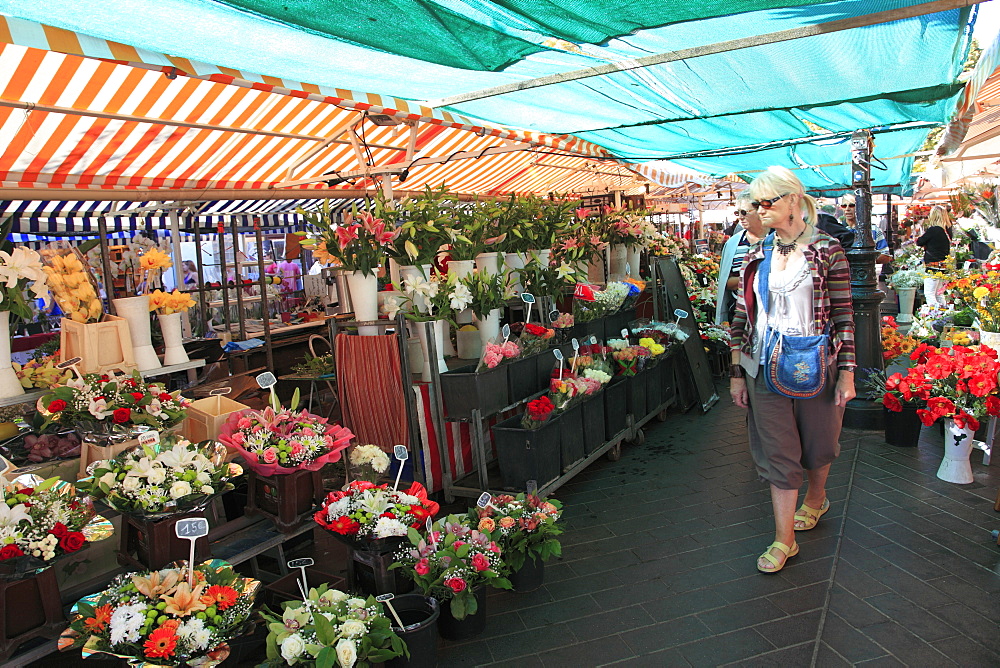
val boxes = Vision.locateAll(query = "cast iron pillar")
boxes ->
[843,129,886,430]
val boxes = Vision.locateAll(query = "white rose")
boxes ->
[339,619,367,638]
[335,639,357,668]
[99,472,116,488]
[325,589,350,604]
[196,471,211,485]
[147,468,166,485]
[200,485,215,495]
[280,633,305,662]
[121,475,141,492]
[346,598,366,609]
[169,480,192,499]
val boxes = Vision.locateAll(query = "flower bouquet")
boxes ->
[472,494,563,574]
[78,437,240,519]
[313,480,439,552]
[477,339,520,372]
[0,475,113,577]
[520,396,555,429]
[63,559,259,667]
[301,202,400,277]
[348,444,391,485]
[260,585,408,667]
[39,244,103,324]
[216,405,354,476]
[391,515,510,620]
[517,322,554,356]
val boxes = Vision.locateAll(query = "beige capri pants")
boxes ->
[745,364,844,490]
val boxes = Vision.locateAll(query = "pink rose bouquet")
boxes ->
[477,340,521,372]
[391,514,510,619]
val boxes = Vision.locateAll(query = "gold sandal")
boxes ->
[794,498,830,531]
[757,540,799,574]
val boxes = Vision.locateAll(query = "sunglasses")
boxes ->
[751,193,788,210]
[736,210,748,216]
[843,203,856,208]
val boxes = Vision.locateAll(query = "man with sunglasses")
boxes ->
[715,195,764,325]
[840,194,892,264]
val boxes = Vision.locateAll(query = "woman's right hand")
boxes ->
[731,378,749,408]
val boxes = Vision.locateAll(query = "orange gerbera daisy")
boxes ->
[144,626,178,659]
[201,584,239,611]
[83,604,113,633]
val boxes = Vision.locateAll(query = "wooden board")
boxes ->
[654,257,719,413]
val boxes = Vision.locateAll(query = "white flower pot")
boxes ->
[449,260,476,324]
[529,249,552,267]
[896,286,916,323]
[504,253,527,294]
[457,328,481,360]
[475,252,503,277]
[923,276,946,307]
[158,312,189,366]
[346,270,380,336]
[416,319,449,382]
[0,311,24,399]
[626,245,642,278]
[399,264,433,315]
[937,418,976,484]
[112,295,161,371]
[608,244,628,281]
[388,258,402,288]
[474,308,502,349]
[980,330,1000,350]
[587,252,606,284]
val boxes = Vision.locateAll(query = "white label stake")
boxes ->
[56,357,83,380]
[256,371,279,410]
[174,518,209,587]
[392,445,408,491]
[476,492,497,511]
[376,593,406,629]
[673,309,689,328]
[287,558,314,600]
[553,348,564,380]
[501,323,511,344]
[425,517,437,551]
[521,292,535,325]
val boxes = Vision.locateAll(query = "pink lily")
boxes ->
[336,224,360,250]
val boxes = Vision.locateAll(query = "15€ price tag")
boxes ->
[393,445,408,460]
[175,518,209,539]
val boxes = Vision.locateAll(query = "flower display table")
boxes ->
[118,511,212,570]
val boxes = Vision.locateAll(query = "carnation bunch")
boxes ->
[39,371,188,432]
[472,493,563,573]
[217,406,354,475]
[261,585,407,667]
[0,475,105,569]
[477,340,520,372]
[64,560,258,666]
[314,481,439,546]
[348,444,391,484]
[80,437,238,516]
[521,396,555,429]
[518,322,555,356]
[391,515,510,620]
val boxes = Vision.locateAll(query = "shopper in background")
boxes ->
[729,166,856,574]
[715,195,764,325]
[916,205,953,306]
[182,260,198,287]
[840,194,892,264]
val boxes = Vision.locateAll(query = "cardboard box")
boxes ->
[183,395,250,444]
[60,315,137,376]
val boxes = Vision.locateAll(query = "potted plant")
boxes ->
[946,271,1000,348]
[63,559,259,666]
[472,493,562,593]
[391,515,510,640]
[0,236,49,399]
[78,436,240,569]
[889,269,923,323]
[260,585,409,667]
[397,269,472,382]
[148,289,197,365]
[217,392,354,532]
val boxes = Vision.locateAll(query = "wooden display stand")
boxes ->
[245,468,324,533]
[118,511,212,570]
[60,315,137,376]
[183,395,250,445]
[0,568,65,662]
[78,436,139,480]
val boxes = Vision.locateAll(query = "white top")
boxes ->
[747,255,814,377]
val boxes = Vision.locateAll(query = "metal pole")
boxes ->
[230,216,247,342]
[253,218,275,372]
[843,129,886,430]
[216,221,233,342]
[97,215,117,311]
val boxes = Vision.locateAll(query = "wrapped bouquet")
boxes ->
[313,480,439,550]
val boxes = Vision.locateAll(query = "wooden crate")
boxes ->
[245,468,324,533]
[60,315,137,376]
[182,395,250,446]
[0,567,64,662]
[119,511,212,570]
[78,437,139,480]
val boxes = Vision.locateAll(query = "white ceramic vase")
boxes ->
[0,311,23,399]
[399,264,433,315]
[416,319,449,382]
[474,308,502,349]
[346,270,380,336]
[587,251,607,284]
[626,245,642,278]
[505,252,527,294]
[158,312,189,365]
[608,244,628,281]
[896,287,916,323]
[475,252,503,277]
[980,330,1000,350]
[388,258,402,288]
[937,418,976,484]
[449,259,476,325]
[112,295,161,371]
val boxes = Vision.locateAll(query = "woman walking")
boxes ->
[715,194,765,325]
[916,205,952,306]
[729,167,856,573]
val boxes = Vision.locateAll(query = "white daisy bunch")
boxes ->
[348,444,391,484]
[263,585,406,667]
[82,437,234,515]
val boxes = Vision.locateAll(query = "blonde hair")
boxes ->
[927,205,951,229]
[736,193,753,208]
[748,166,817,225]
[840,193,856,206]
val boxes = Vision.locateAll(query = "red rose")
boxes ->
[414,558,430,576]
[130,392,145,402]
[112,407,131,423]
[444,577,467,593]
[47,399,67,412]
[0,544,24,560]
[49,522,69,539]
[59,531,86,553]
[158,393,173,402]
[524,323,547,337]
[470,553,490,572]
[882,393,903,412]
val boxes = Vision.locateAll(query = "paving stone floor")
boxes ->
[438,399,1000,667]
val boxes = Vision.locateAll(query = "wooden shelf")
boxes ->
[140,359,207,378]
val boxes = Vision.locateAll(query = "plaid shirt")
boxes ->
[730,230,856,370]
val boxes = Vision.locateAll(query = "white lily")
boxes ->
[158,444,197,469]
[449,283,473,311]
[0,247,46,287]
[556,262,576,280]
[0,501,32,528]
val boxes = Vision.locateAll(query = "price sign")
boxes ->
[520,293,536,304]
[255,372,277,388]
[287,558,314,600]
[209,387,232,396]
[288,558,313,569]
[588,336,598,345]
[501,324,511,343]
[375,593,395,602]
[572,338,580,351]
[138,431,160,447]
[673,309,689,320]
[392,445,408,491]
[549,309,560,322]
[526,479,538,495]
[175,517,209,587]
[56,357,82,369]
[476,492,493,509]
[375,593,405,629]
[552,349,564,361]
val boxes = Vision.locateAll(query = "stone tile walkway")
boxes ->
[439,399,1000,666]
